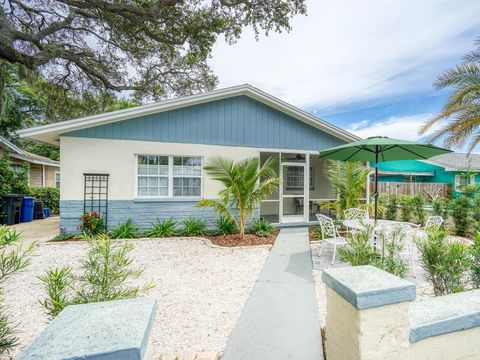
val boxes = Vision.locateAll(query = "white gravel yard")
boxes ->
[3,238,269,359]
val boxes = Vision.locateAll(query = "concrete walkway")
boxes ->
[10,216,59,244]
[222,227,323,360]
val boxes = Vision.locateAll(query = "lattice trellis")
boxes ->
[83,173,109,228]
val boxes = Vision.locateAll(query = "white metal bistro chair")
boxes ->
[425,216,444,231]
[344,208,368,238]
[316,214,348,265]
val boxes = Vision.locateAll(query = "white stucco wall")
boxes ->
[326,287,411,360]
[60,136,260,200]
[410,327,480,360]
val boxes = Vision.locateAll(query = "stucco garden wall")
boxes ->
[323,266,480,360]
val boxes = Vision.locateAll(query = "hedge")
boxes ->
[27,187,60,214]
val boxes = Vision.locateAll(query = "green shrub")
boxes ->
[79,212,105,236]
[374,226,408,278]
[339,225,408,278]
[385,193,398,220]
[432,198,450,220]
[144,218,177,238]
[471,197,480,233]
[110,218,139,239]
[215,216,237,235]
[416,227,471,296]
[450,195,471,236]
[181,217,207,236]
[251,218,274,237]
[0,151,29,195]
[399,195,414,222]
[51,232,75,241]
[27,187,60,214]
[39,234,153,318]
[470,233,480,288]
[411,194,426,226]
[0,225,35,355]
[338,226,377,266]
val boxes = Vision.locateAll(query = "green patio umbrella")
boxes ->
[319,136,452,221]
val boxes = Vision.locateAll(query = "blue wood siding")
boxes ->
[62,96,344,151]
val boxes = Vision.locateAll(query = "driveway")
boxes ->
[9,216,60,244]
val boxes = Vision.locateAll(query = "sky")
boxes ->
[208,0,480,149]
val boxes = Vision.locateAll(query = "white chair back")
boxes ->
[317,214,336,240]
[344,208,368,221]
[425,216,444,230]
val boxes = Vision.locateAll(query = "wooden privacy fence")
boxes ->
[373,182,451,199]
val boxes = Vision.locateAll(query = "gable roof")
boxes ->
[17,84,360,146]
[421,152,480,171]
[0,136,60,167]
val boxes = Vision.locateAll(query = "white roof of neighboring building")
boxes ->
[0,136,60,167]
[17,84,360,146]
[421,153,480,171]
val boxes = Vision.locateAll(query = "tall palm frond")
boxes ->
[420,36,480,152]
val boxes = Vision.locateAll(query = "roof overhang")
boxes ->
[376,170,435,177]
[10,153,60,167]
[17,84,360,146]
[419,159,468,172]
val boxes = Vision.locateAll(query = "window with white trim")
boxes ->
[173,156,202,196]
[455,174,475,192]
[55,172,60,189]
[286,166,314,190]
[137,155,202,198]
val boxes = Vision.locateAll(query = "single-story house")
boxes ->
[18,84,359,232]
[375,152,480,197]
[0,136,60,188]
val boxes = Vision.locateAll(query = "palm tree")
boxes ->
[420,36,480,152]
[322,160,369,218]
[197,155,280,238]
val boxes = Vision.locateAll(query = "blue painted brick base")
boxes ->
[60,200,259,233]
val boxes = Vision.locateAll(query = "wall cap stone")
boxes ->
[410,289,480,343]
[19,297,157,360]
[322,265,416,310]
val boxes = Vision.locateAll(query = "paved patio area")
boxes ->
[223,227,323,360]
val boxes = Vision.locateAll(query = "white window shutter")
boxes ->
[470,175,475,185]
[455,175,460,192]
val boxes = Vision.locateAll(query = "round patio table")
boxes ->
[342,219,413,231]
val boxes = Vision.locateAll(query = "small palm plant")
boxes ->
[197,155,279,239]
[323,160,369,218]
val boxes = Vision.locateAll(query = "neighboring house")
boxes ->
[0,136,60,188]
[375,152,480,197]
[18,84,359,232]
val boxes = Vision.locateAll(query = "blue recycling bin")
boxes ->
[43,208,51,218]
[20,197,35,223]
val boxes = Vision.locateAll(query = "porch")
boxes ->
[259,151,337,225]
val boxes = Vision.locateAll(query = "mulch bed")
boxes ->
[205,229,279,247]
[308,226,322,242]
[50,230,280,247]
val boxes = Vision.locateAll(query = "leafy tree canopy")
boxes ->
[0,0,306,100]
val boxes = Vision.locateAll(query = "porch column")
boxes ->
[304,153,310,221]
